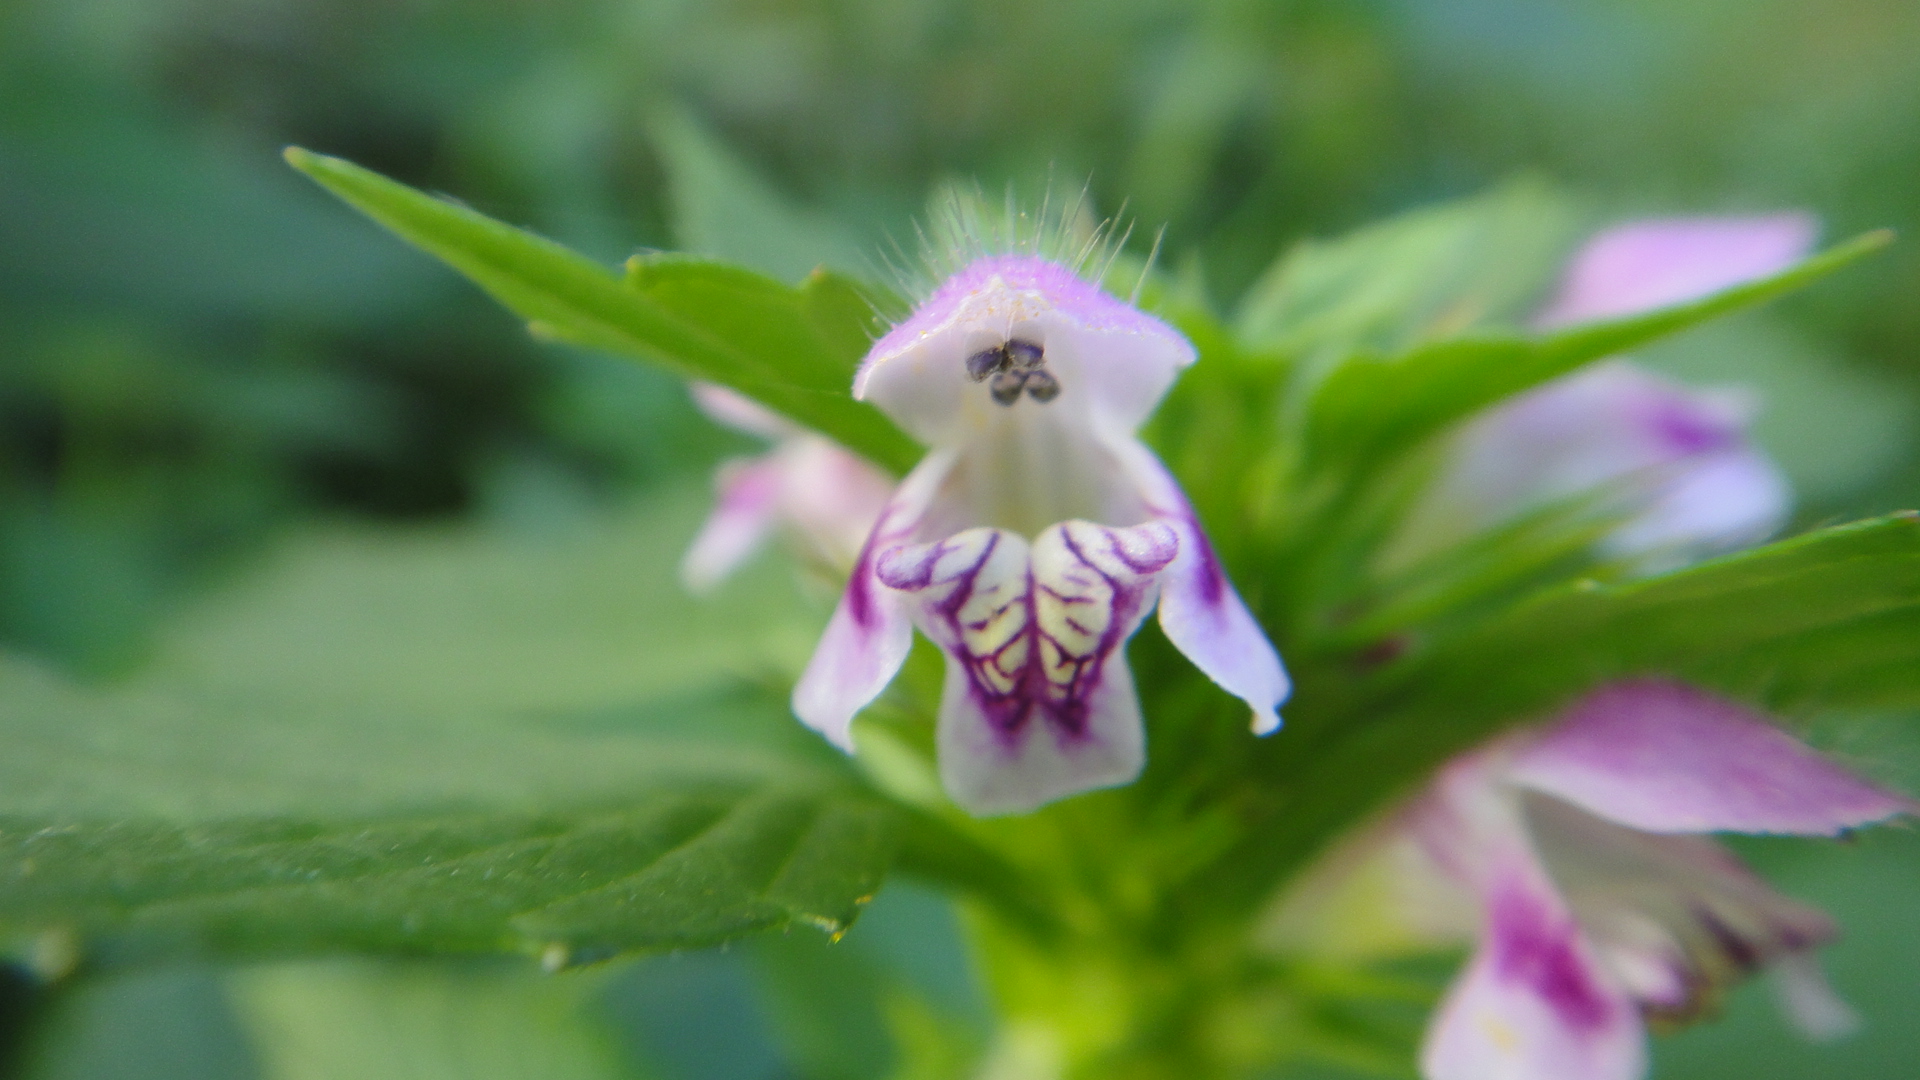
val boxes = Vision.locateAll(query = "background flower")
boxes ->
[1414,682,1909,1080]
[1403,217,1813,568]
[680,382,893,591]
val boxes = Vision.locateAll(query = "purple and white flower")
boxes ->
[1412,680,1910,1080]
[1422,215,1815,563]
[1435,362,1790,561]
[791,254,1290,815]
[680,383,894,592]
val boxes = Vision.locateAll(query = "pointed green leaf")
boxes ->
[1211,512,1920,911]
[283,148,918,473]
[1236,180,1580,356]
[1376,511,1920,728]
[1301,229,1894,477]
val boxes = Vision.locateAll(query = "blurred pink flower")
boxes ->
[1534,214,1818,329]
[680,383,894,592]
[1413,681,1910,1080]
[1432,215,1814,562]
[1438,363,1790,561]
[792,254,1289,814]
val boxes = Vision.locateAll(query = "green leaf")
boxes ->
[0,786,899,966]
[1213,512,1920,910]
[0,487,921,964]
[0,485,1039,965]
[0,488,825,821]
[1235,179,1581,357]
[228,959,643,1080]
[283,148,918,474]
[1299,229,1894,479]
[1384,511,1920,724]
[651,106,873,282]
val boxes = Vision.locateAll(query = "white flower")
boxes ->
[791,254,1289,815]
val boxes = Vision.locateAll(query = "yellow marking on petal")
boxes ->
[1478,1011,1522,1055]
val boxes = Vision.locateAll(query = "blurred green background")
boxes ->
[1,0,1916,1077]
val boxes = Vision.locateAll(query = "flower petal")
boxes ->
[680,455,783,592]
[1416,757,1644,1080]
[1117,441,1291,733]
[1770,951,1859,1042]
[773,437,895,574]
[1523,790,1839,1023]
[1157,516,1292,735]
[1537,214,1818,328]
[1423,867,1644,1080]
[1509,681,1913,836]
[789,564,911,753]
[1601,438,1790,561]
[690,381,800,440]
[1434,363,1789,560]
[855,255,1195,447]
[876,519,1176,814]
[791,450,958,750]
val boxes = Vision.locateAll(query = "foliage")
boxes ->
[1,141,1915,1079]
[6,3,1920,1078]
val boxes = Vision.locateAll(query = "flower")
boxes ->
[1432,362,1790,562]
[791,254,1290,815]
[1415,216,1814,565]
[1534,214,1818,329]
[1411,681,1911,1080]
[680,383,894,592]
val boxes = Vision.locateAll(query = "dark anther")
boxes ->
[989,370,1028,405]
[1023,369,1060,402]
[966,347,1009,382]
[972,340,1055,406]
[1004,340,1044,369]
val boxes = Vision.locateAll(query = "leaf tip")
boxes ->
[282,145,320,174]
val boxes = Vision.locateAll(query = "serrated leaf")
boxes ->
[1381,511,1920,724]
[283,148,918,473]
[0,485,923,964]
[0,785,900,966]
[0,489,826,823]
[0,485,1049,965]
[1300,229,1893,479]
[513,789,898,948]
[1209,512,1920,912]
